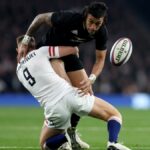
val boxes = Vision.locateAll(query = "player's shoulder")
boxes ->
[96,25,108,38]
[54,9,81,16]
[38,46,47,51]
[52,10,82,23]
[36,46,49,55]
[98,25,108,35]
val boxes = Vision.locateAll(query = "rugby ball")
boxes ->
[110,37,133,66]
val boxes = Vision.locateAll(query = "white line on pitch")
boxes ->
[0,146,150,150]
[0,147,39,149]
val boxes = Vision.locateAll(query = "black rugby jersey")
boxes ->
[41,11,108,51]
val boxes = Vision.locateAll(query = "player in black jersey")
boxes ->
[18,2,108,149]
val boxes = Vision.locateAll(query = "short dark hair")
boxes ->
[83,1,108,19]
[16,35,36,49]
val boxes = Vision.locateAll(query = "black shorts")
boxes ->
[61,55,84,72]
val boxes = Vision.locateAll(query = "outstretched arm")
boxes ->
[79,49,107,93]
[90,49,107,80]
[26,12,53,36]
[18,12,53,62]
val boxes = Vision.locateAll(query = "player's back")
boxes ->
[16,47,73,107]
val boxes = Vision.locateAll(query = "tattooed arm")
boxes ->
[26,12,53,36]
[17,12,53,61]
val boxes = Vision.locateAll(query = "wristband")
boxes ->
[89,74,96,84]
[75,47,79,53]
[22,35,31,45]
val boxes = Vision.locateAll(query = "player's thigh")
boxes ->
[44,101,71,129]
[40,123,64,146]
[89,97,122,121]
[67,69,88,87]
[66,92,95,116]
[61,54,87,87]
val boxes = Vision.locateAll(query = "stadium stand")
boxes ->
[0,0,149,94]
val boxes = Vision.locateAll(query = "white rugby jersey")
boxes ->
[16,46,73,107]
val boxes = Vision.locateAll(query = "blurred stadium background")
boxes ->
[0,0,150,149]
[0,0,150,94]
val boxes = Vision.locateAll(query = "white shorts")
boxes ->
[44,89,95,129]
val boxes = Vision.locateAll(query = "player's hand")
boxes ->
[77,89,86,97]
[17,44,28,62]
[79,79,93,95]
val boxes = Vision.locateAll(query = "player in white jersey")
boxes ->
[16,35,131,150]
[17,46,75,108]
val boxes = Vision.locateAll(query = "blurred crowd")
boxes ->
[0,0,149,94]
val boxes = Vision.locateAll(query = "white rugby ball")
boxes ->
[110,37,133,66]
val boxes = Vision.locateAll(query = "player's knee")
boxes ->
[39,137,49,150]
[103,105,122,123]
[116,109,122,120]
[108,109,122,124]
[40,139,52,150]
[40,140,45,150]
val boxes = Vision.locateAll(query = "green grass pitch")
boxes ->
[0,107,149,150]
